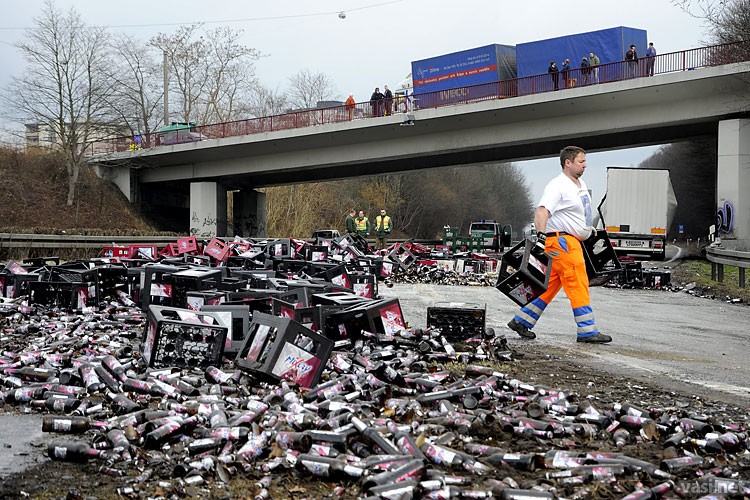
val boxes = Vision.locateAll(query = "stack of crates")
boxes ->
[443,226,459,252]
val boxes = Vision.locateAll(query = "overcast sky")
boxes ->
[0,0,709,206]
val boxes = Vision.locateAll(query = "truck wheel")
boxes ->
[653,250,666,261]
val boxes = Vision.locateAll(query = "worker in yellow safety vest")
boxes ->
[355,210,370,238]
[374,209,393,250]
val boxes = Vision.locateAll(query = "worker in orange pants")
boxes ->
[507,145,611,344]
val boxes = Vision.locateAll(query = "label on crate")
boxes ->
[176,310,217,325]
[380,262,394,277]
[380,303,405,334]
[331,274,351,288]
[272,342,322,388]
[353,283,373,298]
[245,325,273,362]
[312,251,326,262]
[510,282,536,305]
[151,283,173,298]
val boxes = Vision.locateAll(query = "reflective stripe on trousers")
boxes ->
[513,234,599,338]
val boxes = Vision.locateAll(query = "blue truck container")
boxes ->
[411,44,517,107]
[515,27,647,93]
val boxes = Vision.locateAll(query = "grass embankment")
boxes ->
[671,258,750,304]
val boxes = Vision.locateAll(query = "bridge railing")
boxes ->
[95,40,750,155]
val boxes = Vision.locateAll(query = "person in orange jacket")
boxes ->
[345,93,356,120]
[507,145,612,344]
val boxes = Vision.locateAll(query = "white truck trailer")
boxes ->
[597,167,678,261]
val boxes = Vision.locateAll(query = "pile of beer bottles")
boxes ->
[0,234,749,498]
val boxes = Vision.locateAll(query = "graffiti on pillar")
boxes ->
[716,200,734,234]
[190,211,216,238]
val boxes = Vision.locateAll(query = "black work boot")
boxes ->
[576,333,613,344]
[507,318,536,339]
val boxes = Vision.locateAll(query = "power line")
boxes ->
[0,1,404,30]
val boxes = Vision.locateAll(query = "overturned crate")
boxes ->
[235,312,333,388]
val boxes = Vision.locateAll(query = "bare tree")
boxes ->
[105,35,164,144]
[673,1,750,43]
[4,0,114,206]
[150,25,261,125]
[247,85,290,117]
[287,69,340,109]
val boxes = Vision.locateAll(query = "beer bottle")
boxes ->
[42,415,91,433]
[47,440,106,462]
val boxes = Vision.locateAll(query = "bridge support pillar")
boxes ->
[717,119,750,250]
[232,189,266,238]
[190,182,227,238]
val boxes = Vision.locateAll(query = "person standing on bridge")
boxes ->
[345,93,356,120]
[561,59,571,87]
[374,208,393,250]
[383,85,394,116]
[548,61,560,90]
[589,52,600,83]
[580,56,590,85]
[625,44,638,78]
[507,145,612,344]
[345,209,356,234]
[355,210,370,239]
[370,87,384,117]
[645,42,657,77]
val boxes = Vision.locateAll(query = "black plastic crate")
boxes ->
[311,291,370,307]
[582,230,622,279]
[643,269,671,288]
[235,312,333,388]
[186,290,227,310]
[350,273,377,299]
[427,302,486,340]
[495,240,551,307]
[328,298,406,340]
[200,304,251,355]
[141,305,227,369]
[140,264,187,309]
[171,268,224,308]
[28,281,99,311]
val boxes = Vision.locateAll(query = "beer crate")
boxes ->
[582,230,622,278]
[141,305,227,369]
[28,281,99,311]
[171,268,224,308]
[200,304,251,355]
[235,312,333,388]
[328,298,405,340]
[185,290,226,311]
[495,239,551,307]
[350,273,377,299]
[427,302,486,340]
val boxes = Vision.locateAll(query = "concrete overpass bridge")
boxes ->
[91,42,750,248]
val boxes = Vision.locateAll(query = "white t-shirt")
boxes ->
[538,172,594,240]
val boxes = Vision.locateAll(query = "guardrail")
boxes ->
[705,243,750,288]
[89,40,750,155]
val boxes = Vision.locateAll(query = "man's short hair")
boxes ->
[560,146,586,167]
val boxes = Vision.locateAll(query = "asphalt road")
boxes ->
[384,250,750,406]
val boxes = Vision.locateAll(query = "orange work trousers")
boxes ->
[513,234,600,338]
